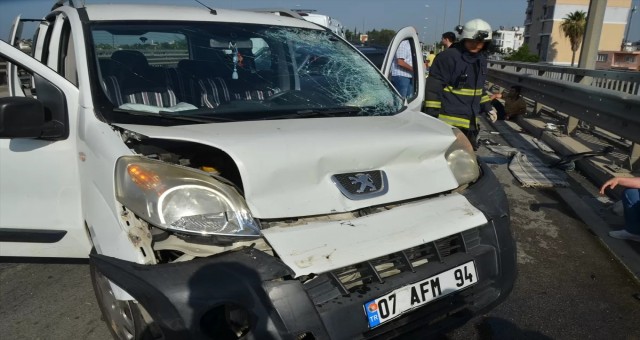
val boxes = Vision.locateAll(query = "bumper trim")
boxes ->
[91,248,294,339]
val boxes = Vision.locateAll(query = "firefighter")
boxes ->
[423,19,498,149]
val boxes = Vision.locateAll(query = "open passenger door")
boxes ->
[381,26,425,113]
[7,15,43,97]
[0,39,88,258]
[7,15,25,97]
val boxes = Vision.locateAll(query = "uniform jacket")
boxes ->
[423,42,492,130]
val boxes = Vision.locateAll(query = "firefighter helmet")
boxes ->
[455,19,492,41]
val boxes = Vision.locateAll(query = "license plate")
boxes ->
[364,261,478,328]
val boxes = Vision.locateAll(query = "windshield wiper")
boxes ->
[114,108,237,123]
[269,106,362,120]
[157,111,239,123]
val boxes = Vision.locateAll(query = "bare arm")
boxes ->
[599,176,640,194]
[396,58,413,72]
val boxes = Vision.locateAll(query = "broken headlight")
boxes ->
[445,128,480,185]
[115,156,260,242]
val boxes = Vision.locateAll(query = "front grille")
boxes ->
[316,228,480,296]
[333,171,384,195]
[331,170,388,200]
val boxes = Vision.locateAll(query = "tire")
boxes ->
[90,250,161,340]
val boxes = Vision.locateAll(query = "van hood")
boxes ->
[115,110,461,219]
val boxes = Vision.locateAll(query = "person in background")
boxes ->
[424,19,497,149]
[491,85,527,120]
[426,51,436,69]
[441,31,456,49]
[600,176,640,242]
[390,39,414,98]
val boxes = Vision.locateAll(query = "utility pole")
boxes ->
[623,4,637,49]
[578,0,606,70]
[569,0,606,136]
[443,2,447,33]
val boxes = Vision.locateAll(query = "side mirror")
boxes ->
[0,97,46,138]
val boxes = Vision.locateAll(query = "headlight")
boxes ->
[445,128,480,185]
[115,156,260,242]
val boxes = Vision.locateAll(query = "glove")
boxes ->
[487,109,498,123]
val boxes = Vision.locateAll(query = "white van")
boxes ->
[1,1,516,339]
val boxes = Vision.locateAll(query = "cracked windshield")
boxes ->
[92,22,403,122]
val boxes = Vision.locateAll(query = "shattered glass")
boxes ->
[90,22,403,124]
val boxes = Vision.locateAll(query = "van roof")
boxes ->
[77,4,322,30]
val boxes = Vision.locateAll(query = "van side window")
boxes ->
[59,19,78,86]
[40,14,60,69]
[3,57,37,98]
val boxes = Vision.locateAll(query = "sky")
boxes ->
[1,0,639,45]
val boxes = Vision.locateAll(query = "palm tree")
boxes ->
[560,10,587,67]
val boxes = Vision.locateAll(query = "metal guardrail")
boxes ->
[489,60,640,95]
[96,49,189,66]
[487,60,640,169]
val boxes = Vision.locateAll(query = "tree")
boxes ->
[504,44,540,62]
[345,29,355,43]
[366,29,396,46]
[560,10,587,67]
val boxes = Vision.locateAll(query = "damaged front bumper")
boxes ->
[91,161,516,339]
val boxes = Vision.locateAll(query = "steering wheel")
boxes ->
[265,89,298,102]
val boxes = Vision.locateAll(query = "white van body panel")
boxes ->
[115,110,460,219]
[0,40,89,258]
[262,193,487,276]
[299,13,345,37]
[77,120,148,263]
[84,5,323,30]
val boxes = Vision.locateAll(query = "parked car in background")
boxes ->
[1,1,515,338]
[355,44,389,69]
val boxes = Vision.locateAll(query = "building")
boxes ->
[493,26,525,53]
[523,0,633,65]
[596,50,640,70]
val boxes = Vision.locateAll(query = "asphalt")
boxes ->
[484,113,640,284]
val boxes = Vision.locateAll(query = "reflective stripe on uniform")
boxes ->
[480,95,492,103]
[425,100,441,108]
[439,114,471,128]
[443,86,483,96]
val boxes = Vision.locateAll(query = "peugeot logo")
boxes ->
[349,173,377,193]
[332,170,388,200]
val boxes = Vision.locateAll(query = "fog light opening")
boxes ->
[297,331,316,340]
[200,303,251,339]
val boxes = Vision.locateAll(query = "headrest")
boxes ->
[177,60,220,77]
[98,58,117,76]
[111,50,150,70]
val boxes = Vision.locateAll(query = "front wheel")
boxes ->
[90,252,161,340]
